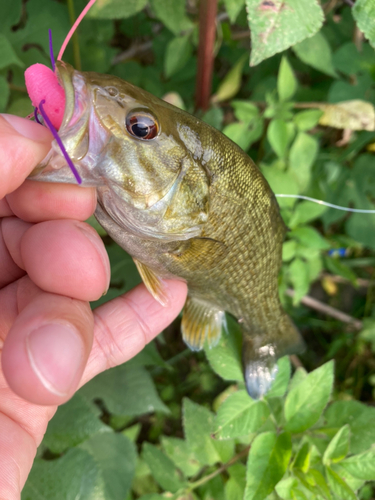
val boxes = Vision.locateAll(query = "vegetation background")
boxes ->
[2,0,375,498]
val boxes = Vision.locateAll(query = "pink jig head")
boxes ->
[24,0,97,183]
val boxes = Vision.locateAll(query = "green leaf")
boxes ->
[0,76,10,113]
[265,356,291,398]
[223,119,264,151]
[353,0,375,49]
[161,437,201,477]
[282,240,297,262]
[267,119,289,158]
[43,393,110,454]
[213,54,247,103]
[150,0,193,35]
[22,448,98,499]
[232,100,259,123]
[262,166,299,208]
[289,201,327,229]
[205,318,243,382]
[88,0,148,19]
[275,476,299,500]
[79,364,168,416]
[5,97,33,117]
[8,0,70,61]
[143,443,187,492]
[294,109,323,132]
[288,257,310,305]
[223,0,246,22]
[278,56,297,102]
[225,464,247,500]
[323,425,350,465]
[324,256,358,285]
[0,34,23,70]
[246,0,324,66]
[308,468,333,500]
[214,391,270,439]
[293,32,337,77]
[284,361,334,433]
[80,433,137,500]
[292,442,311,473]
[290,226,330,250]
[325,466,357,500]
[325,401,375,455]
[346,212,375,251]
[0,0,22,32]
[288,366,308,392]
[164,35,192,79]
[244,431,292,500]
[289,132,319,191]
[183,398,233,466]
[340,448,375,481]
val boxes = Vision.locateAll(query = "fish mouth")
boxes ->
[29,61,101,186]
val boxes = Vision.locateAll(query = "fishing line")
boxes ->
[38,99,82,184]
[275,194,375,214]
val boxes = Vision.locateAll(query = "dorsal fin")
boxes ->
[181,296,225,351]
[133,259,169,307]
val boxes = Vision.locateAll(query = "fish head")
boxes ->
[30,61,211,241]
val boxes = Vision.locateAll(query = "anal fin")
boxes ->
[181,296,225,351]
[133,259,169,307]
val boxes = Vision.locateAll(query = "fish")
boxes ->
[30,60,305,398]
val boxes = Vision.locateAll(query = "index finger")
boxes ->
[0,115,52,199]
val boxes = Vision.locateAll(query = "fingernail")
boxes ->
[77,223,111,292]
[26,323,84,396]
[1,114,52,142]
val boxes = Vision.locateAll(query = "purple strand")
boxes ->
[33,107,42,125]
[49,29,56,72]
[38,100,82,185]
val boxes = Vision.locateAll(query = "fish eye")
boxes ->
[125,110,159,140]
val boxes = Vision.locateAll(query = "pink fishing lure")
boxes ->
[24,0,96,130]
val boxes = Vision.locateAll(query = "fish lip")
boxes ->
[29,61,96,184]
[55,60,76,131]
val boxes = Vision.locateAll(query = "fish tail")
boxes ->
[242,314,304,399]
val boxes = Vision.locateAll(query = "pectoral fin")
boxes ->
[167,237,228,272]
[181,296,225,351]
[133,259,169,307]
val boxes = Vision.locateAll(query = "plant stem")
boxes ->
[195,0,218,111]
[286,289,363,330]
[188,445,250,491]
[67,0,82,71]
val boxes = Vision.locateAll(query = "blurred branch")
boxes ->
[112,41,153,65]
[286,289,363,330]
[289,355,305,369]
[188,445,250,491]
[67,0,82,71]
[196,0,218,111]
[321,273,370,288]
[8,83,27,93]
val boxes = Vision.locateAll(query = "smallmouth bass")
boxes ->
[31,61,304,398]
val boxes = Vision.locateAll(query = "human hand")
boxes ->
[0,115,187,499]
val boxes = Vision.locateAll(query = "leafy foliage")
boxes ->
[3,0,375,498]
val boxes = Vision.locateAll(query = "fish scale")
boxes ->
[30,61,304,398]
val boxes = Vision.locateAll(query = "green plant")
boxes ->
[2,0,375,498]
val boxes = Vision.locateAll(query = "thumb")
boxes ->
[0,114,52,199]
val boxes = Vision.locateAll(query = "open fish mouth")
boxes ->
[28,61,104,187]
